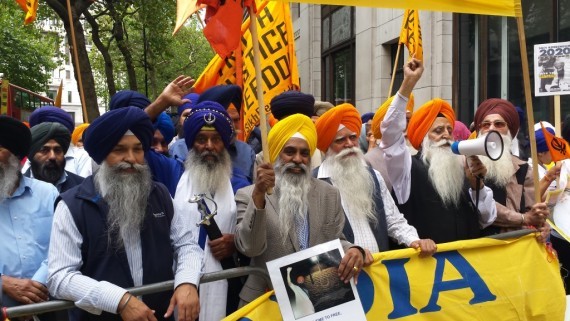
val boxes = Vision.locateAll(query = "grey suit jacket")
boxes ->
[235,177,353,303]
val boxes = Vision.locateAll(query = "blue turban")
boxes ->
[84,107,154,164]
[197,85,242,112]
[109,90,151,110]
[361,112,374,124]
[179,93,200,116]
[535,127,555,153]
[153,112,175,145]
[29,106,75,133]
[270,91,315,120]
[184,101,234,150]
[0,116,31,160]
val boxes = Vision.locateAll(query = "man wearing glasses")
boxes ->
[473,99,550,239]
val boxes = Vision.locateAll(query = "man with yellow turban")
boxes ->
[313,104,436,260]
[380,59,497,243]
[234,114,367,306]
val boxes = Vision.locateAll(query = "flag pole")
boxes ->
[66,0,89,123]
[555,95,561,135]
[516,15,540,202]
[249,5,273,194]
[388,43,402,97]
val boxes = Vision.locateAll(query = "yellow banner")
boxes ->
[1,80,9,115]
[272,0,521,17]
[193,0,300,140]
[225,235,565,321]
[399,9,423,61]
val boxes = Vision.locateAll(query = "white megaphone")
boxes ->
[451,130,504,161]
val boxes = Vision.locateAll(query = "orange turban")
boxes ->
[72,123,89,146]
[315,103,361,152]
[407,99,455,150]
[372,94,414,139]
[268,114,317,163]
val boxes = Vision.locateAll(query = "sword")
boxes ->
[189,194,223,240]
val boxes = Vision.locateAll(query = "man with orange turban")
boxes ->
[234,114,367,306]
[380,58,497,243]
[314,104,436,259]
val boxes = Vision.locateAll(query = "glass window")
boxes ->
[331,7,351,47]
[68,91,72,103]
[323,17,330,51]
[390,43,405,97]
[332,47,354,105]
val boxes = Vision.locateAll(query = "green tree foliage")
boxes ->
[0,1,58,92]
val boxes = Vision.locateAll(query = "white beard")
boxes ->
[323,147,377,224]
[274,159,311,245]
[421,137,465,208]
[479,134,515,188]
[184,148,232,195]
[0,154,21,202]
[94,161,152,249]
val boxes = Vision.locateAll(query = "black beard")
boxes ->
[31,159,65,184]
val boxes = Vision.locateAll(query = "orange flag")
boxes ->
[541,122,570,162]
[54,80,63,107]
[399,9,423,61]
[15,0,38,25]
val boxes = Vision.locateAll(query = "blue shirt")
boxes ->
[0,176,59,306]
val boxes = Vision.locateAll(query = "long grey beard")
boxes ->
[274,159,311,245]
[184,148,232,195]
[0,154,21,202]
[421,137,465,208]
[324,147,377,225]
[94,161,152,249]
[479,134,515,188]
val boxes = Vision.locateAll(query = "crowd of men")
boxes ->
[0,58,564,321]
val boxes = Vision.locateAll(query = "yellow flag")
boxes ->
[54,80,63,107]
[193,0,300,140]
[15,0,38,25]
[399,9,423,61]
[271,0,522,17]
[222,291,281,321]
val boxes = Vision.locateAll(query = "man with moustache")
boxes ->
[24,122,84,193]
[47,107,203,321]
[0,116,59,310]
[235,114,366,305]
[472,99,550,235]
[313,104,436,259]
[173,101,239,320]
[380,59,497,243]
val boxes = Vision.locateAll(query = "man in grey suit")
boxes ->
[235,113,365,305]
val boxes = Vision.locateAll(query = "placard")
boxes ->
[534,42,570,96]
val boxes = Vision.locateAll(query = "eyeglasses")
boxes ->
[479,120,507,130]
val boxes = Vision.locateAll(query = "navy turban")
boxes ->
[179,93,200,116]
[270,91,315,120]
[153,112,175,145]
[0,116,31,160]
[29,122,71,159]
[109,90,151,110]
[361,112,374,124]
[184,101,234,150]
[197,85,242,112]
[84,107,154,164]
[29,106,74,133]
[535,127,555,153]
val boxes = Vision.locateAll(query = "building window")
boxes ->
[66,70,70,79]
[291,3,300,19]
[47,90,56,100]
[322,6,355,105]
[67,91,72,103]
[389,43,405,96]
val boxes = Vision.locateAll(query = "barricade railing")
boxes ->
[4,266,271,319]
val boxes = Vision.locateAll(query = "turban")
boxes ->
[563,115,570,142]
[453,121,471,141]
[72,123,89,146]
[270,91,315,120]
[29,122,71,159]
[534,121,555,132]
[109,90,151,110]
[361,112,374,124]
[407,99,455,150]
[29,106,75,133]
[314,101,334,117]
[183,101,234,150]
[371,94,414,139]
[178,93,200,116]
[268,114,317,163]
[0,116,31,160]
[315,103,361,152]
[197,85,242,112]
[535,126,555,153]
[474,98,519,138]
[153,112,175,145]
[84,107,153,164]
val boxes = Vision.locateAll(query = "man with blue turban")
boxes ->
[151,112,175,156]
[169,92,200,162]
[234,114,367,307]
[174,101,243,320]
[48,107,203,321]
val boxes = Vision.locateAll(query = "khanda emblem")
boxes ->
[204,112,216,125]
[551,136,567,155]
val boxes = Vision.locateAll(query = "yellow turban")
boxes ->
[71,123,89,146]
[268,114,317,163]
[315,103,361,152]
[407,99,455,150]
[371,94,414,139]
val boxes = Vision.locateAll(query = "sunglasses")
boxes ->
[479,120,507,130]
